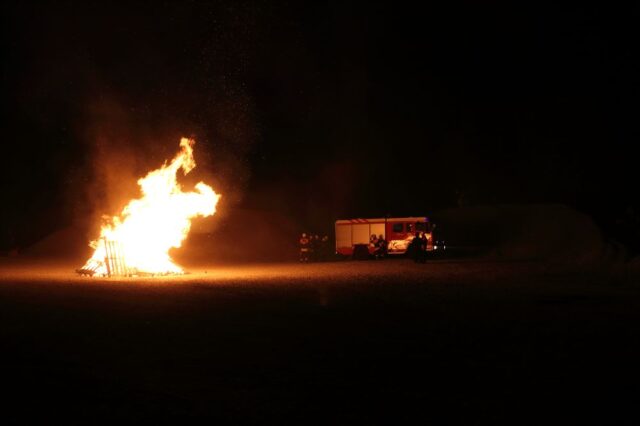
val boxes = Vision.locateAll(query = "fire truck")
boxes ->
[335,217,436,256]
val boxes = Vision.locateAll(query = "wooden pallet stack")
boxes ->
[76,238,133,277]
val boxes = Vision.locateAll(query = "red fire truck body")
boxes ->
[335,217,434,256]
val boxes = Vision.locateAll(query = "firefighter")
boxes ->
[299,233,310,262]
[372,235,379,259]
[409,232,422,263]
[419,231,428,263]
[374,234,387,259]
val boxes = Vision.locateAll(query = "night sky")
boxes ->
[2,1,639,250]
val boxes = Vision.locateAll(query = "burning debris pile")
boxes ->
[77,138,221,277]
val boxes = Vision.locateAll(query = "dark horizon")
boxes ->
[2,1,639,251]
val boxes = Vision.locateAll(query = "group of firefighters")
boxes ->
[299,232,390,262]
[408,231,430,263]
[368,234,388,259]
[300,231,432,262]
[298,233,331,262]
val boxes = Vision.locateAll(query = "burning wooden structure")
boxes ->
[76,138,220,277]
[76,238,133,277]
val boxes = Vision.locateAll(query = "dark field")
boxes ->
[1,258,639,424]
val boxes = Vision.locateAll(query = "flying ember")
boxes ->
[78,138,221,277]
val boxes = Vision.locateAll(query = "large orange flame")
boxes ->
[81,137,220,276]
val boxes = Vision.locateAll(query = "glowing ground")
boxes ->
[1,258,639,423]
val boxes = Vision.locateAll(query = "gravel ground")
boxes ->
[1,257,639,424]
